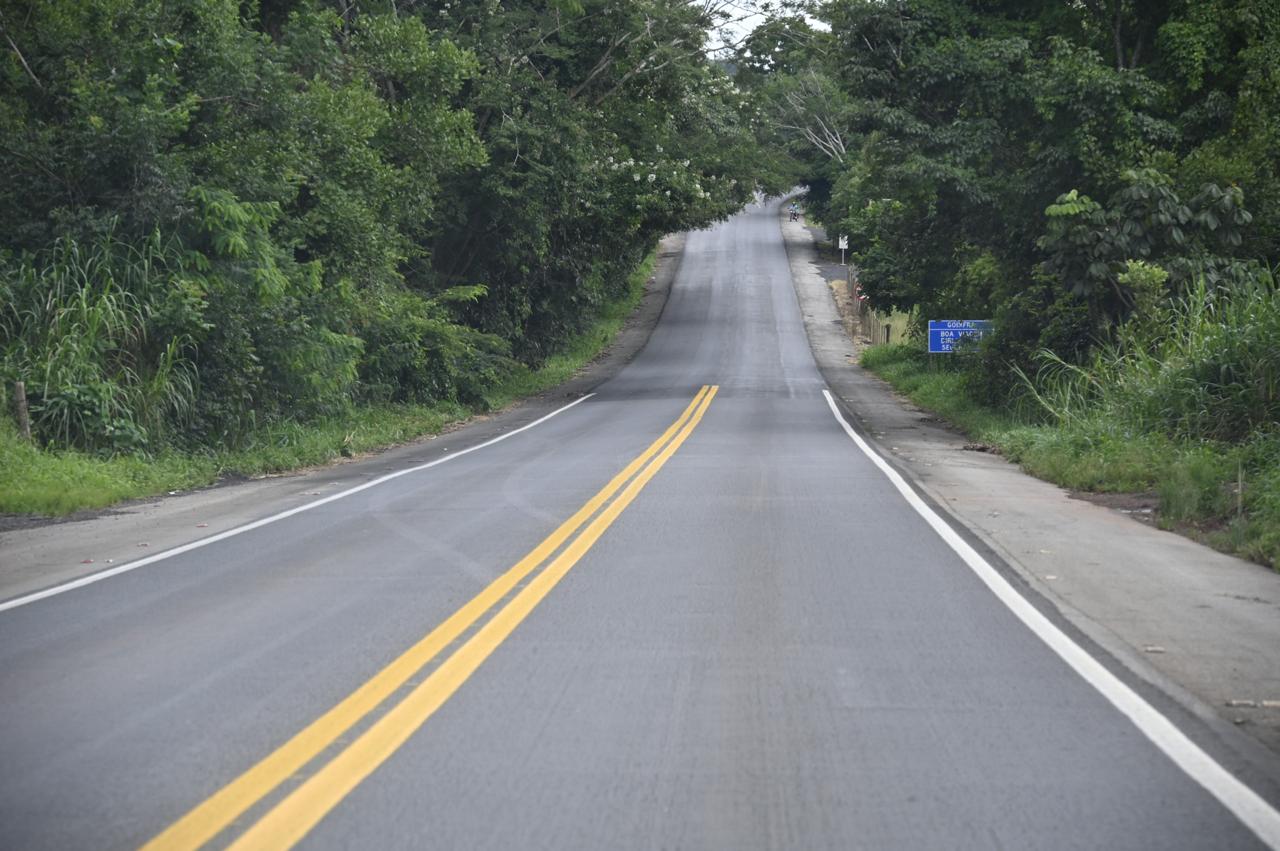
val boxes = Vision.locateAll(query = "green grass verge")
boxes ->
[861,343,1280,569]
[0,251,657,517]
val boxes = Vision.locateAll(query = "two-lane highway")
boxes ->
[2,199,1277,849]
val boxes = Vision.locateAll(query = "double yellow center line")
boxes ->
[143,385,719,851]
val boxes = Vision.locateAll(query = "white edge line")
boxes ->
[822,389,1280,848]
[0,394,596,615]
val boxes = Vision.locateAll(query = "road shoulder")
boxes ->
[780,212,1280,781]
[0,234,686,605]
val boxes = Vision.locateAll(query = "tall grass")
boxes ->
[0,229,197,454]
[1017,271,1280,442]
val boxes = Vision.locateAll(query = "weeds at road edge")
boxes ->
[860,343,1280,569]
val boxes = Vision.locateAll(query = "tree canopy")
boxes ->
[6,0,1279,453]
[739,0,1280,405]
[0,0,758,451]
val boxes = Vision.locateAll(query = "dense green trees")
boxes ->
[1,0,755,452]
[9,0,1275,462]
[742,0,1280,428]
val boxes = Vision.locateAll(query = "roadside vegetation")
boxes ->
[6,0,1280,567]
[738,1,1280,568]
[0,0,754,513]
[860,269,1280,566]
[0,250,653,516]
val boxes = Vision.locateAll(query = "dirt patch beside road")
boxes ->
[1070,490,1161,526]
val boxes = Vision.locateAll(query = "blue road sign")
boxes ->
[928,320,993,353]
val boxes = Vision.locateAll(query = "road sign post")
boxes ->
[837,235,848,265]
[927,320,993,353]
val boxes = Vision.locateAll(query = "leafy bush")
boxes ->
[354,285,512,405]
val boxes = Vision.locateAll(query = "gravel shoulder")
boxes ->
[781,212,1280,785]
[0,234,685,604]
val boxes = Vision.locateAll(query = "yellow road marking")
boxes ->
[142,386,713,851]
[227,385,717,851]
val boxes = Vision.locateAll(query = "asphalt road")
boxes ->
[1,199,1276,850]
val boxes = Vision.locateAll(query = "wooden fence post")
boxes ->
[14,380,31,441]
